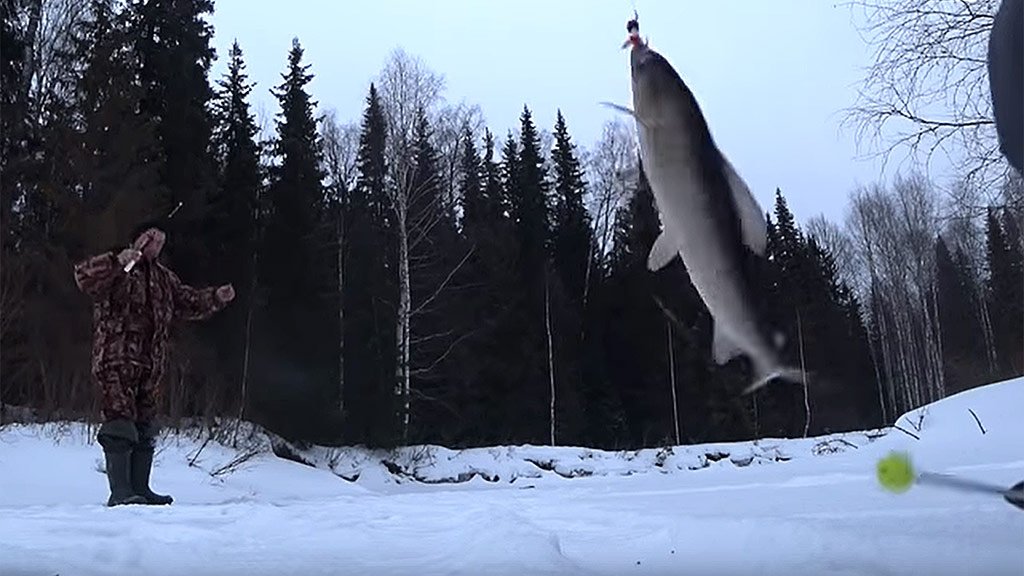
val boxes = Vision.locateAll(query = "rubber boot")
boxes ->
[98,418,146,507]
[103,448,147,506]
[132,421,173,505]
[130,445,173,505]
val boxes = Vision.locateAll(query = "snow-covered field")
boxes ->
[2,379,1023,576]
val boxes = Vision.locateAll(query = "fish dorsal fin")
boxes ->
[647,230,679,271]
[722,156,767,256]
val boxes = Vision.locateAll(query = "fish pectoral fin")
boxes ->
[600,102,650,128]
[722,156,767,256]
[600,101,636,116]
[712,323,744,365]
[647,231,679,271]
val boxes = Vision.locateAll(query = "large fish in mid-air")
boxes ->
[606,17,806,394]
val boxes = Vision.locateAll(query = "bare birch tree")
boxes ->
[845,174,948,417]
[320,110,360,418]
[845,0,1008,188]
[376,49,477,440]
[586,119,637,263]
[432,101,485,212]
[376,49,444,440]
[24,0,88,125]
[320,110,360,192]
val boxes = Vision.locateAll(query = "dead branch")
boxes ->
[967,408,987,434]
[411,245,475,317]
[892,423,922,440]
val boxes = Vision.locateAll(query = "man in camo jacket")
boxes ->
[74,220,234,506]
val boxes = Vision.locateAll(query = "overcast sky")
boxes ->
[207,0,920,226]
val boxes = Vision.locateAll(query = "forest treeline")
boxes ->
[2,0,1021,448]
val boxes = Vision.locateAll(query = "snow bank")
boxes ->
[2,377,1022,498]
[877,377,1024,473]
[286,429,888,490]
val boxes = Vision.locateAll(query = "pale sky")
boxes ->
[208,0,916,226]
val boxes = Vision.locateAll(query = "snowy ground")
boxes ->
[2,380,1023,576]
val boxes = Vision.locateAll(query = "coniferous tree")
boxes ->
[756,190,806,436]
[344,83,398,446]
[935,235,987,393]
[758,189,880,436]
[510,105,556,443]
[512,106,551,288]
[63,0,165,252]
[209,39,262,416]
[549,110,598,444]
[459,125,485,236]
[1,0,28,247]
[129,0,218,279]
[986,209,1023,377]
[454,128,520,445]
[551,110,594,306]
[605,162,663,445]
[257,38,338,438]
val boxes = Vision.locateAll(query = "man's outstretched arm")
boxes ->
[166,268,232,321]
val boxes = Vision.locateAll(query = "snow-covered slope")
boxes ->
[1,379,1022,576]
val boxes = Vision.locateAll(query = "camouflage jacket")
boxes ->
[74,251,226,378]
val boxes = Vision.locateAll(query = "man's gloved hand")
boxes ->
[215,284,235,303]
[117,248,143,268]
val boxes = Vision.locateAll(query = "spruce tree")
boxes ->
[935,235,987,393]
[259,38,336,429]
[52,0,164,253]
[208,39,262,407]
[129,0,218,279]
[512,106,551,286]
[0,0,27,246]
[459,125,485,236]
[551,110,594,305]
[986,209,1023,377]
[344,83,399,446]
[548,112,598,440]
[453,128,521,445]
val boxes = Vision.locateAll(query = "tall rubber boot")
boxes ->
[130,446,173,505]
[132,421,173,505]
[98,419,146,507]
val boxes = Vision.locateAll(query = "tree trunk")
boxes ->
[751,392,760,438]
[336,207,345,418]
[666,319,680,445]
[396,213,411,442]
[797,309,810,438]
[926,282,946,401]
[546,271,556,446]
[23,0,42,115]
[235,251,256,437]
[977,288,998,375]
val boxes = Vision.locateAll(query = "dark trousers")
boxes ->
[94,362,161,450]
